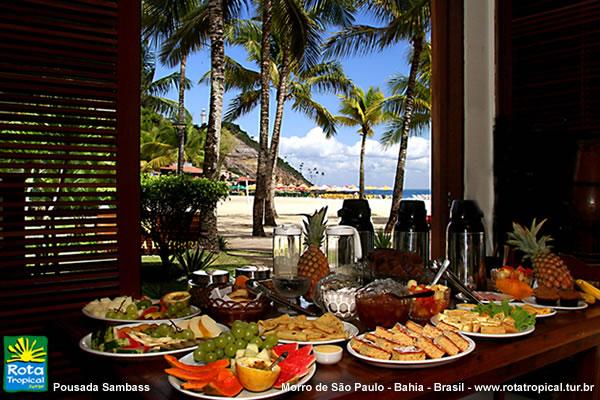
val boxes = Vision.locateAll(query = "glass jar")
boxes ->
[326,225,362,275]
[315,274,360,321]
[273,224,302,276]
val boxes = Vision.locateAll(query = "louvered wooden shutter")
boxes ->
[500,0,600,131]
[0,0,140,334]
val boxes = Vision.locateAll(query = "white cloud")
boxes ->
[279,127,430,188]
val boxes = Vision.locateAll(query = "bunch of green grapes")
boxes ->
[193,320,278,364]
[145,323,194,340]
[106,304,140,320]
[165,302,193,319]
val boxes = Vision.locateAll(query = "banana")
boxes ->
[579,292,596,304]
[576,279,600,301]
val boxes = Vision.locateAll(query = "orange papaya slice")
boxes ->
[165,368,219,382]
[181,380,211,391]
[204,369,243,397]
[164,355,229,372]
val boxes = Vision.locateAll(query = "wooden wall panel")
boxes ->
[495,0,600,256]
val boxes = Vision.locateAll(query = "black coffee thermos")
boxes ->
[446,200,487,290]
[394,200,430,263]
[338,199,374,259]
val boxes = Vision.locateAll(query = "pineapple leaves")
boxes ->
[506,218,553,260]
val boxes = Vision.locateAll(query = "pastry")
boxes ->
[558,289,581,307]
[533,286,559,306]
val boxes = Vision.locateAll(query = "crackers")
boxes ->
[259,313,347,342]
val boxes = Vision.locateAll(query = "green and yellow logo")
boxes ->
[3,336,48,392]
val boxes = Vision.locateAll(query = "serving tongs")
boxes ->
[442,268,483,305]
[246,280,319,317]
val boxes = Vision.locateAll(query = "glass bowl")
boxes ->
[355,279,411,329]
[408,283,450,323]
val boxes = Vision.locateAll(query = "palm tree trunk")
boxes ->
[200,0,225,249]
[176,54,187,175]
[359,128,368,199]
[264,47,290,226]
[252,0,272,237]
[385,34,424,233]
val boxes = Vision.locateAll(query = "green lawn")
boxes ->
[141,252,250,298]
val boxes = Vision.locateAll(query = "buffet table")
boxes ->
[54,305,600,400]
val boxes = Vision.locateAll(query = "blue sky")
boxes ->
[154,11,431,189]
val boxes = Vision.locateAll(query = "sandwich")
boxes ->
[443,331,470,352]
[374,326,414,346]
[392,323,420,339]
[415,336,445,359]
[405,320,424,335]
[391,346,426,361]
[350,337,391,360]
[433,335,460,356]
[422,324,443,339]
[436,321,459,332]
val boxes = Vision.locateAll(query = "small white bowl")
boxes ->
[314,345,343,365]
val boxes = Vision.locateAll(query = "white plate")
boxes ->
[273,320,359,345]
[79,321,229,360]
[431,315,535,339]
[456,303,557,319]
[511,302,557,318]
[346,332,475,369]
[168,352,317,399]
[82,304,201,324]
[522,296,588,311]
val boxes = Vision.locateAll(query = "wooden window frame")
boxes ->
[430,0,465,258]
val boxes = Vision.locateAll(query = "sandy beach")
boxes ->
[217,195,429,265]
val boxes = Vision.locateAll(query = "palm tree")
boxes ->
[336,86,392,198]
[252,0,322,236]
[326,0,431,232]
[140,109,206,172]
[380,41,431,142]
[141,44,192,119]
[143,0,198,174]
[381,40,431,231]
[160,0,244,249]
[217,21,352,225]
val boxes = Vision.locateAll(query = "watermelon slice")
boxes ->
[273,362,307,389]
[271,343,299,357]
[273,346,315,389]
[282,346,315,368]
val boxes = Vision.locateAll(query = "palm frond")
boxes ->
[325,25,394,58]
[149,72,192,96]
[380,113,430,146]
[292,90,338,137]
[142,97,181,119]
[272,0,322,68]
[142,0,199,42]
[159,4,210,66]
[224,89,261,121]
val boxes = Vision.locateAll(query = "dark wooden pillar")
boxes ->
[431,0,465,258]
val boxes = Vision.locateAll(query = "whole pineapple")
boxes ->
[506,218,573,289]
[297,207,330,301]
